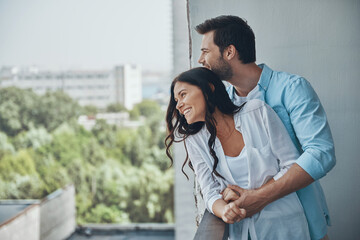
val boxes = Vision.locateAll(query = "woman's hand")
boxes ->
[222,187,240,203]
[221,202,246,224]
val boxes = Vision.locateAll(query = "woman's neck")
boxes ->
[213,108,235,139]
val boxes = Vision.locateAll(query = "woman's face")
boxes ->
[173,81,206,124]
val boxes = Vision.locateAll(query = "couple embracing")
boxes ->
[165,15,335,240]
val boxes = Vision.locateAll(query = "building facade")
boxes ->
[0,64,142,110]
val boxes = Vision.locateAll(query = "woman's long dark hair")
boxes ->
[165,67,244,179]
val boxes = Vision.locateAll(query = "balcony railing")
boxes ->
[193,210,229,240]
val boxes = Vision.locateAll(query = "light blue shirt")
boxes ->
[227,64,336,240]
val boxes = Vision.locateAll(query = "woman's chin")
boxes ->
[185,117,194,124]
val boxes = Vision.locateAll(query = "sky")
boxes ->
[0,0,172,71]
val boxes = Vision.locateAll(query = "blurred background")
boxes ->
[0,0,174,239]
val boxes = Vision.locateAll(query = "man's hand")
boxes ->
[221,202,246,224]
[225,164,315,218]
[227,185,269,217]
[221,187,240,203]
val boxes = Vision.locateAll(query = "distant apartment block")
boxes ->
[77,112,144,130]
[0,64,142,110]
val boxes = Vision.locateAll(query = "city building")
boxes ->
[0,64,142,110]
[77,112,144,130]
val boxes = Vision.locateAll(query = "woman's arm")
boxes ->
[186,138,247,223]
[212,199,246,224]
[185,138,224,214]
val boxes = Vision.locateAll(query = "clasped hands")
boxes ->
[220,185,267,224]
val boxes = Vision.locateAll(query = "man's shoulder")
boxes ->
[269,67,308,88]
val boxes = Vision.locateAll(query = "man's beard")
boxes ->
[211,56,233,80]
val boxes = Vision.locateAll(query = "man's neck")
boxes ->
[228,62,262,97]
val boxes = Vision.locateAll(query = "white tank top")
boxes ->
[225,146,248,188]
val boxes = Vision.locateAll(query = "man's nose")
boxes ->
[198,55,204,65]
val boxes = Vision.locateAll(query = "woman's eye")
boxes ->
[181,92,186,98]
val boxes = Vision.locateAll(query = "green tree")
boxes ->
[13,127,52,150]
[133,100,161,118]
[92,119,117,148]
[0,131,15,154]
[0,150,38,180]
[0,86,174,224]
[36,90,82,131]
[129,107,140,120]
[47,130,83,167]
[106,103,127,112]
[83,204,130,223]
[0,87,39,136]
[82,105,98,116]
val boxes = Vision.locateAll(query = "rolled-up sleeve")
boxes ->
[185,139,223,214]
[284,78,336,180]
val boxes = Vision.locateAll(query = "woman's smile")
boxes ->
[174,81,206,124]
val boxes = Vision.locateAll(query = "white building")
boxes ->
[114,65,142,110]
[0,64,142,110]
[77,112,144,131]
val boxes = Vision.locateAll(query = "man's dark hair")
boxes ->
[196,15,256,64]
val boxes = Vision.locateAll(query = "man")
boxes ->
[195,15,335,240]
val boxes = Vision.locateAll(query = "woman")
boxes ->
[165,67,310,240]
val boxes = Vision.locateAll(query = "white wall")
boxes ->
[40,185,76,240]
[0,204,40,240]
[187,0,360,239]
[172,0,197,239]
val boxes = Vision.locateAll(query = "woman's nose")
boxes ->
[176,101,183,110]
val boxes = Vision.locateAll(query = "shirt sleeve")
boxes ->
[284,78,336,180]
[185,138,223,214]
[261,104,300,180]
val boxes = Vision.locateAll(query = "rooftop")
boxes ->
[67,224,175,240]
[0,200,40,226]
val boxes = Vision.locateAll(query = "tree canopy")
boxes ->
[0,87,173,224]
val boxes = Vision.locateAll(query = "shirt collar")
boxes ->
[228,63,273,99]
[257,63,272,91]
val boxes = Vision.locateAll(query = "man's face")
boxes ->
[198,31,233,80]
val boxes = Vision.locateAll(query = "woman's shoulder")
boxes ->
[185,125,208,145]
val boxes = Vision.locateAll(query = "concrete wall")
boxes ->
[40,185,76,240]
[187,0,360,239]
[172,0,197,239]
[0,185,76,240]
[0,204,40,240]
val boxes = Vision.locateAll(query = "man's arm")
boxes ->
[229,77,335,217]
[284,77,336,181]
[228,163,313,217]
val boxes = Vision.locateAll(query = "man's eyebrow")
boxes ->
[200,48,209,51]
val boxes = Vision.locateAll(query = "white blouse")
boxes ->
[225,146,248,188]
[185,99,310,240]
